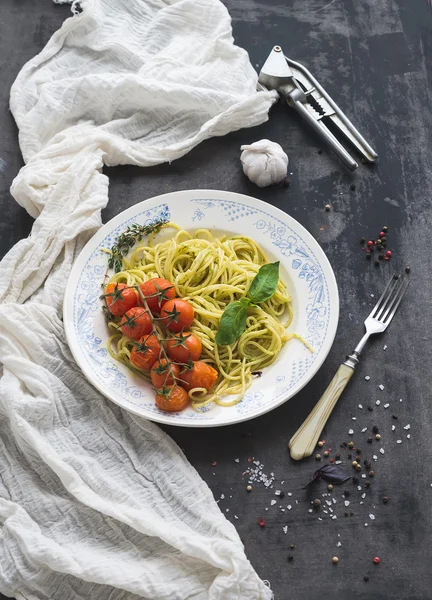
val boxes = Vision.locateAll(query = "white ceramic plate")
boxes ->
[64,190,339,427]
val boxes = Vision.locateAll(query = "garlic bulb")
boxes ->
[240,139,288,188]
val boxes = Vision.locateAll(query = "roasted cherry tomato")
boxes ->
[120,307,152,340]
[167,331,202,363]
[160,299,194,332]
[139,278,176,314]
[130,334,160,370]
[155,385,189,412]
[179,361,218,392]
[105,283,138,316]
[150,359,180,389]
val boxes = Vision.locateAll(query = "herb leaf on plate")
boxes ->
[216,261,280,346]
[248,261,280,304]
[215,300,248,346]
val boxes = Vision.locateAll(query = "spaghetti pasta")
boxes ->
[104,223,310,410]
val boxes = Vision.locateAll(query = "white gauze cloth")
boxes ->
[0,0,277,599]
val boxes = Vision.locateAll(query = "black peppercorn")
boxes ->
[367,254,372,260]
[405,266,411,274]
[392,415,398,420]
[317,149,323,154]
[341,441,348,448]
[335,453,341,460]
[374,260,380,266]
[356,448,361,454]
[350,511,354,516]
[279,491,285,499]
[360,237,365,244]
[344,511,349,517]
[347,453,352,459]
[352,476,359,484]
[288,555,294,562]
[367,406,373,412]
[365,481,371,489]
[356,455,361,462]
[372,425,379,433]
[367,437,373,443]
[344,490,350,497]
[383,496,389,504]
[350,184,356,191]
[364,575,370,582]
[283,178,291,187]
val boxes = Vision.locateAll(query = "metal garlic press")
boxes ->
[258,45,377,170]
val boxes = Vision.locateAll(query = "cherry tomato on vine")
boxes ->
[104,283,138,316]
[160,299,194,332]
[167,331,202,363]
[179,361,218,392]
[155,385,189,412]
[120,307,152,340]
[139,278,176,314]
[150,358,180,389]
[130,334,160,370]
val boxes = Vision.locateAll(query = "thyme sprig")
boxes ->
[108,218,168,273]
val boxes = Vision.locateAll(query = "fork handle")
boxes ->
[289,364,355,460]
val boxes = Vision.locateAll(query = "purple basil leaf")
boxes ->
[303,464,351,489]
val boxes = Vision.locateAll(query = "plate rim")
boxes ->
[64,189,339,427]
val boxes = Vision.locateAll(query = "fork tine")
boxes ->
[369,275,398,319]
[380,277,410,324]
[375,276,402,321]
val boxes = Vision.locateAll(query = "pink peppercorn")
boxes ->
[386,250,392,257]
[258,518,266,528]
[373,556,380,564]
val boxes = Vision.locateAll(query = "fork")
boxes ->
[289,274,410,461]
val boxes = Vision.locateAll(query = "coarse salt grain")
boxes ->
[332,515,337,520]
[404,424,411,430]
[357,486,362,491]
[383,345,387,350]
[362,427,367,433]
[400,398,403,402]
[365,523,368,527]
[392,425,396,431]
[308,509,313,513]
[369,514,375,520]
[373,455,378,461]
[275,490,282,496]
[270,499,277,506]
[352,417,357,421]
[361,474,367,479]
[335,461,342,465]
[234,515,238,519]
[376,400,381,406]
[332,498,337,504]
[288,492,292,497]
[234,458,239,463]
[384,403,390,408]
[344,500,350,507]
[283,526,288,534]
[380,448,385,455]
[407,434,411,439]
[358,404,363,409]
[288,505,292,510]
[220,494,225,499]
[365,376,371,381]
[397,440,402,444]
[337,541,342,547]
[379,384,385,391]
[348,429,354,435]
[362,493,366,499]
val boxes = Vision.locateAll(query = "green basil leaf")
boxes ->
[239,297,252,308]
[247,261,280,304]
[215,301,248,346]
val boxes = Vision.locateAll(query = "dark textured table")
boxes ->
[1,1,432,599]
